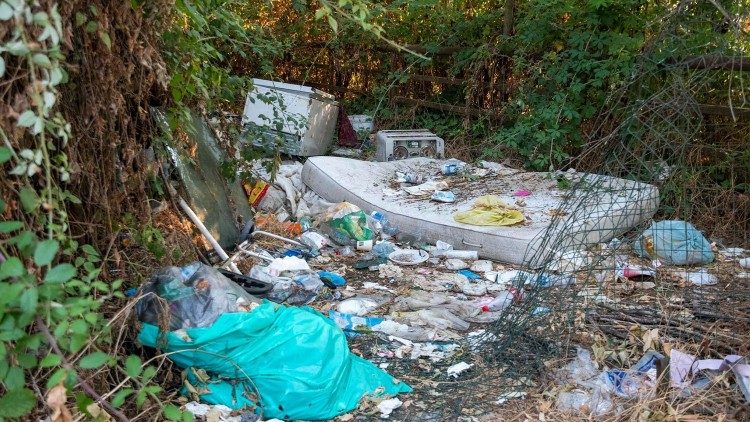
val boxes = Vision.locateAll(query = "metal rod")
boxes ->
[251,230,305,247]
[177,196,241,273]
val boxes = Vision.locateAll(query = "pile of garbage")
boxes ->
[133,156,750,420]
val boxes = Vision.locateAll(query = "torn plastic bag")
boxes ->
[135,263,260,331]
[138,301,411,420]
[634,220,714,265]
[329,211,374,241]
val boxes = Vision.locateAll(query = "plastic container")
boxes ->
[445,250,479,260]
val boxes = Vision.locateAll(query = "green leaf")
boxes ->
[81,244,99,256]
[85,20,97,33]
[0,388,36,418]
[34,239,59,266]
[46,367,68,389]
[16,110,36,128]
[78,351,109,369]
[163,404,182,421]
[39,353,62,368]
[111,388,133,408]
[19,286,37,313]
[98,31,111,50]
[32,53,52,69]
[19,186,40,212]
[3,366,24,390]
[0,257,24,279]
[124,355,141,378]
[44,263,76,283]
[327,15,338,32]
[0,2,14,21]
[135,390,146,408]
[75,12,87,27]
[0,146,11,163]
[0,221,22,233]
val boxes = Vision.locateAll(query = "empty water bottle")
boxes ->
[370,211,398,236]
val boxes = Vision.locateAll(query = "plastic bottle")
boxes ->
[370,211,398,236]
[485,288,523,312]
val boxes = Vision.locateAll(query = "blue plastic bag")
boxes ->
[634,221,714,265]
[138,301,410,420]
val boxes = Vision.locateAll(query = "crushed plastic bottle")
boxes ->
[370,211,399,236]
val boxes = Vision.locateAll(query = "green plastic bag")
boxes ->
[138,300,410,420]
[328,211,374,241]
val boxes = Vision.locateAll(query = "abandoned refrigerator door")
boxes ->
[242,78,338,156]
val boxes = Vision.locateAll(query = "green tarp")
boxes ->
[138,300,411,420]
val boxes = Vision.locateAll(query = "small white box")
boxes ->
[242,79,338,156]
[375,130,445,162]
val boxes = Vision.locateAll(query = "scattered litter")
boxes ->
[441,159,466,175]
[457,278,487,296]
[670,268,718,286]
[319,271,347,287]
[720,247,746,258]
[618,265,656,280]
[414,274,462,292]
[470,260,493,272]
[431,190,456,203]
[549,250,592,273]
[267,256,310,276]
[512,189,531,197]
[634,220,714,265]
[741,257,750,269]
[299,231,327,250]
[453,196,525,226]
[445,258,469,270]
[457,269,481,280]
[373,241,397,258]
[447,362,474,378]
[364,281,396,292]
[495,391,527,405]
[389,249,429,266]
[467,330,499,352]
[337,298,380,316]
[670,349,750,402]
[377,397,403,418]
[403,180,449,196]
[444,250,479,260]
[184,402,239,422]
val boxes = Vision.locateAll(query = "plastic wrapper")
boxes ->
[329,211,374,241]
[135,263,260,331]
[139,302,412,420]
[634,220,714,265]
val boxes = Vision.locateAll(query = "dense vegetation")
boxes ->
[0,0,747,419]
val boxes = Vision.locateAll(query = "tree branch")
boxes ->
[36,317,130,422]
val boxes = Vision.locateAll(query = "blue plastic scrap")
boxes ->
[319,271,347,287]
[457,269,481,280]
[138,301,411,420]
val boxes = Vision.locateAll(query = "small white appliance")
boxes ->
[241,79,338,156]
[375,129,445,162]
